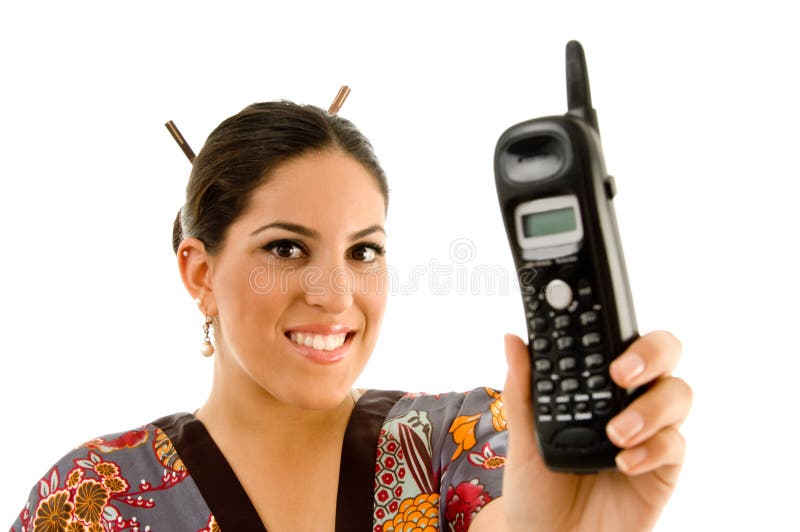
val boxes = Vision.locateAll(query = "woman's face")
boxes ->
[196,148,388,410]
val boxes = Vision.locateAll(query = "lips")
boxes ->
[283,323,356,364]
[284,323,354,335]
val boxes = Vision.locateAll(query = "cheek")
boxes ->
[218,263,292,338]
[357,269,388,331]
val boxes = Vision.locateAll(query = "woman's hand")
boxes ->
[494,330,692,532]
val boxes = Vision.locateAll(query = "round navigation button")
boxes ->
[545,279,573,310]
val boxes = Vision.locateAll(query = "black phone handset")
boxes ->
[494,41,642,473]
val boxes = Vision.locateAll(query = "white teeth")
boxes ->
[288,332,347,351]
[324,335,338,351]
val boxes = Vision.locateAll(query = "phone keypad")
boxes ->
[527,272,612,424]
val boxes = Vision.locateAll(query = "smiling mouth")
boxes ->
[285,331,355,352]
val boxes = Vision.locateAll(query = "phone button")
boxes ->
[530,317,548,332]
[584,353,604,369]
[594,400,611,414]
[534,358,553,373]
[560,378,580,393]
[556,336,575,351]
[554,315,572,329]
[587,375,607,390]
[552,427,600,448]
[558,356,578,372]
[545,279,573,310]
[605,175,617,199]
[533,338,551,353]
[581,332,602,348]
[536,380,555,394]
[579,310,599,327]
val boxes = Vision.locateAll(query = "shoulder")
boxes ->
[368,387,508,529]
[9,414,214,531]
[382,386,506,428]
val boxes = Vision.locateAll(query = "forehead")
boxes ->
[237,149,385,231]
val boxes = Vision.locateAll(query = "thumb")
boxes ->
[503,333,539,459]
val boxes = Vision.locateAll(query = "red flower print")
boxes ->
[445,479,492,532]
[467,442,506,470]
[83,429,148,452]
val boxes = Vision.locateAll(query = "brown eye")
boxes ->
[264,240,305,259]
[351,243,385,263]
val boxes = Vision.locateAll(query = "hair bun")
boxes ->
[172,208,183,254]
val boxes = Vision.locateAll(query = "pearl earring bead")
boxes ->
[201,341,215,357]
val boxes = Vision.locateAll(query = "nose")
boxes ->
[302,264,354,314]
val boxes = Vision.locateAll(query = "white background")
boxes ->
[1,1,797,529]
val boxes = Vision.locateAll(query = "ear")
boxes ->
[177,237,218,316]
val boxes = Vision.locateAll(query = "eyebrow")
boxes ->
[250,221,386,241]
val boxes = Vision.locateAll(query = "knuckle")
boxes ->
[671,377,694,406]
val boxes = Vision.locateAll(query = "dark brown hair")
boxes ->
[172,101,389,255]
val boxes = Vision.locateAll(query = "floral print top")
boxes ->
[9,387,508,532]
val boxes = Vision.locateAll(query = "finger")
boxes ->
[503,333,538,458]
[609,330,683,388]
[606,376,693,448]
[615,425,686,477]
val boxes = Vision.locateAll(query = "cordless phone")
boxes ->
[494,41,641,473]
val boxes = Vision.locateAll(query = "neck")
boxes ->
[195,353,357,452]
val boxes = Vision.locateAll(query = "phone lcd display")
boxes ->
[522,207,577,237]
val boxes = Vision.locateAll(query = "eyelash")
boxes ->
[262,239,386,262]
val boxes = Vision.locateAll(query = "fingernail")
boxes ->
[616,447,648,472]
[607,411,644,444]
[612,352,645,382]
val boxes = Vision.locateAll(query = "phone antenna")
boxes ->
[565,40,599,134]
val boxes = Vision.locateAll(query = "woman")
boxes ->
[10,100,691,531]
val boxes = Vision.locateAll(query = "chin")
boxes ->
[274,379,355,411]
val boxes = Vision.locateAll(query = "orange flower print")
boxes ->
[381,493,439,531]
[87,524,104,532]
[66,467,84,488]
[93,461,119,478]
[198,514,222,532]
[448,413,481,461]
[485,388,507,432]
[102,476,129,493]
[154,428,186,472]
[66,520,88,532]
[33,489,73,532]
[73,480,109,525]
[467,442,507,470]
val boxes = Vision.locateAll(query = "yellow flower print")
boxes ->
[73,480,109,525]
[485,388,507,432]
[33,489,73,532]
[66,467,84,488]
[102,476,129,493]
[208,515,221,532]
[66,520,88,532]
[381,493,439,531]
[448,413,481,461]
[87,524,104,532]
[93,462,119,478]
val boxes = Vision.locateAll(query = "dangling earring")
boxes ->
[201,314,215,357]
